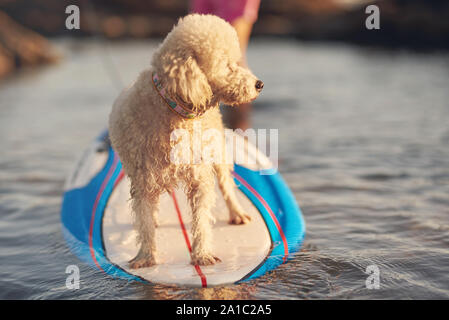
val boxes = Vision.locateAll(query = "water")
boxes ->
[1,39,449,299]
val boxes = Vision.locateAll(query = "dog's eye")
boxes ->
[228,63,236,72]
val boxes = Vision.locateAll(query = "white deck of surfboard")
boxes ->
[102,132,274,287]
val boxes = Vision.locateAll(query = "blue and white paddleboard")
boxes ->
[61,130,305,287]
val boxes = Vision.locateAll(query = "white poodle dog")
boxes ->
[108,14,263,268]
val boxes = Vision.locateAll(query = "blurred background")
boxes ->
[1,0,449,77]
[0,0,449,299]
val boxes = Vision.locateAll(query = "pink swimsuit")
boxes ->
[191,0,261,23]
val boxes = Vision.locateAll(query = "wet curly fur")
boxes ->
[108,14,262,268]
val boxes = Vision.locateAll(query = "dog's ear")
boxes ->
[161,55,213,111]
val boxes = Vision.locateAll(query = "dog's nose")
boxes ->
[255,80,264,91]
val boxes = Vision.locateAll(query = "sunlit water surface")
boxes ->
[1,39,449,299]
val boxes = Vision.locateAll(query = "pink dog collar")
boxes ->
[152,72,198,119]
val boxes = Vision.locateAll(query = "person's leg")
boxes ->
[221,0,260,130]
[223,16,255,130]
[231,16,257,66]
[191,0,261,130]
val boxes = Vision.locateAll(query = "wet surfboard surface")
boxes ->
[61,130,305,287]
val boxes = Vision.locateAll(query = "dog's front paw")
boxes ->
[229,210,251,225]
[191,254,221,266]
[128,254,156,269]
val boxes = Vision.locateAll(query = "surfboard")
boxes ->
[61,130,305,287]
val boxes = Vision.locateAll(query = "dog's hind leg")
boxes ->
[187,170,221,266]
[129,194,159,269]
[214,164,251,225]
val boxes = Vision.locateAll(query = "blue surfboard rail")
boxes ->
[61,132,305,285]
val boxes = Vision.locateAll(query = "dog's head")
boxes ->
[151,14,263,113]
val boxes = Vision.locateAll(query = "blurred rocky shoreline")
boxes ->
[1,0,449,79]
[0,10,58,79]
